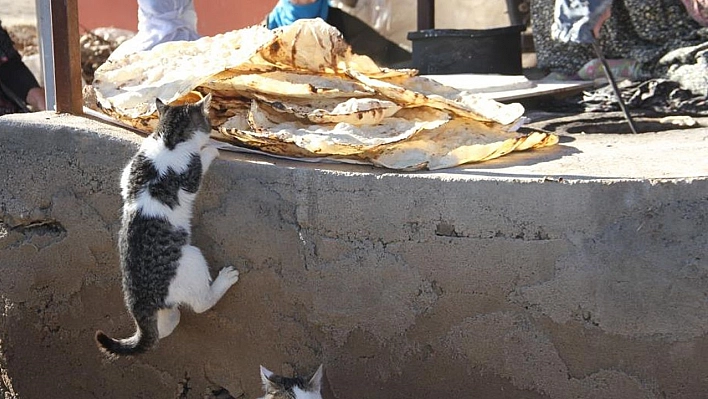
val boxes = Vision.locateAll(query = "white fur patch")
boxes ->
[292,387,322,399]
[120,161,133,200]
[121,131,210,228]
[165,245,212,306]
[141,136,199,176]
[126,189,196,229]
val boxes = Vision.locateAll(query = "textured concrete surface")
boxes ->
[1,111,708,398]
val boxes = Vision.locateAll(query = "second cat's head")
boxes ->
[259,364,323,399]
[154,93,212,149]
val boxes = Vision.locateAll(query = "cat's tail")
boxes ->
[94,314,158,357]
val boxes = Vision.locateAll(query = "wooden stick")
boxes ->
[51,0,83,115]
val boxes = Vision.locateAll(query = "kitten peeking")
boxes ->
[259,365,324,399]
[95,93,240,357]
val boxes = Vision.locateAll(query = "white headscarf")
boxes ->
[109,0,199,60]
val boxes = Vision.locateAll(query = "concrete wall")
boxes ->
[1,112,708,398]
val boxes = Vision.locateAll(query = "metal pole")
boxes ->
[591,39,638,134]
[417,0,435,31]
[35,0,56,111]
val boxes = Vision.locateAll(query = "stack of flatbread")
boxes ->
[89,18,557,170]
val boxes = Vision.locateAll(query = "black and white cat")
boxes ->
[95,93,240,356]
[259,365,324,399]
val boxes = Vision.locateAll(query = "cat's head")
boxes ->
[259,364,323,399]
[154,93,212,149]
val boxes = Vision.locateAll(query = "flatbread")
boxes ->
[89,18,558,171]
[203,71,373,99]
[93,26,278,119]
[347,70,525,126]
[218,100,448,156]
[371,118,559,170]
[307,98,401,125]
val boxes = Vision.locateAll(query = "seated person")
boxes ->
[108,0,200,60]
[531,0,706,81]
[110,0,410,67]
[0,20,46,114]
[266,0,411,67]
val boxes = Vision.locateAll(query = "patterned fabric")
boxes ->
[581,78,708,114]
[531,0,706,76]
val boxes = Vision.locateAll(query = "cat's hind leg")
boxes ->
[157,307,181,338]
[195,265,240,313]
[167,245,239,314]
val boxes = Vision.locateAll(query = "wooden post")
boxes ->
[50,0,83,115]
[417,0,435,31]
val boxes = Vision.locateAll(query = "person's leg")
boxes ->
[0,24,44,110]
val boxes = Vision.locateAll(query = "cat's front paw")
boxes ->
[216,265,240,287]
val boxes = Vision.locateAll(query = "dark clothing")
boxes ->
[326,7,411,67]
[0,20,41,115]
[1,56,39,105]
[581,78,708,115]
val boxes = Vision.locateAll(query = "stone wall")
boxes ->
[1,112,707,398]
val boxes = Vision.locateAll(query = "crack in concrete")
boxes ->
[2,217,67,250]
[435,220,558,241]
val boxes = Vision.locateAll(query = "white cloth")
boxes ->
[109,0,199,60]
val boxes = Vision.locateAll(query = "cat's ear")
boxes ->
[307,364,324,392]
[260,365,276,387]
[197,92,212,112]
[155,98,167,115]
[260,365,281,394]
[260,365,275,381]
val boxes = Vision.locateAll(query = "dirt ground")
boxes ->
[0,0,35,26]
[1,0,38,54]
